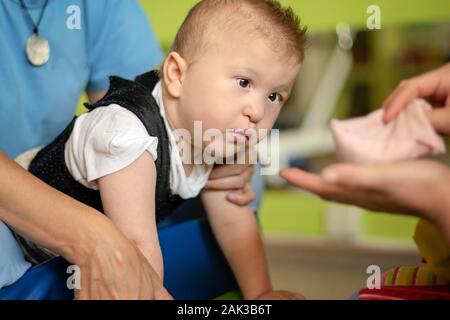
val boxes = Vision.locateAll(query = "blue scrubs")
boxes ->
[0,0,163,158]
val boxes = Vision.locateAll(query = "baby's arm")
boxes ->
[98,152,164,280]
[201,189,272,300]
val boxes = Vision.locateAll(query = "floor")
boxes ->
[264,236,422,300]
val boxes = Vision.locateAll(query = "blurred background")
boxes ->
[79,0,450,299]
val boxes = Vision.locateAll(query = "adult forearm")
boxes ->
[0,152,108,264]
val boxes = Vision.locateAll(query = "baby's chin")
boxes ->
[201,139,257,165]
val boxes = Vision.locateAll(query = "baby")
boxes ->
[16,0,306,300]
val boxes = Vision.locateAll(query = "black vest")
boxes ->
[28,70,182,222]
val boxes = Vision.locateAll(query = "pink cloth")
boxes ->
[330,99,446,164]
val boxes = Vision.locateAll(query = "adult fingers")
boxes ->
[382,67,446,123]
[320,163,384,190]
[206,164,254,190]
[226,183,256,206]
[279,168,345,198]
[208,164,253,180]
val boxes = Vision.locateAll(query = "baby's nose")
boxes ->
[244,101,265,123]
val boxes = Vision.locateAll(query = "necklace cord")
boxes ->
[19,0,49,35]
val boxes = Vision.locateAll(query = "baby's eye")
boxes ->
[268,92,282,103]
[237,78,250,88]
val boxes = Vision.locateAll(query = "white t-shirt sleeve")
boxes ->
[65,104,158,189]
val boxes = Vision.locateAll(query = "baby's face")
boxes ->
[177,30,301,159]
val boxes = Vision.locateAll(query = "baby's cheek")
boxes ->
[183,108,210,127]
[259,115,277,131]
[197,112,229,131]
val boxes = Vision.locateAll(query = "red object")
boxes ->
[359,286,450,300]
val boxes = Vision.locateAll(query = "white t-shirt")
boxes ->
[64,81,213,199]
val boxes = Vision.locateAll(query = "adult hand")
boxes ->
[383,63,450,135]
[206,163,256,206]
[280,160,450,244]
[74,217,173,300]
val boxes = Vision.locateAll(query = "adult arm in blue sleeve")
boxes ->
[86,0,164,94]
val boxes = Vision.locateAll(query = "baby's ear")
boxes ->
[162,52,187,98]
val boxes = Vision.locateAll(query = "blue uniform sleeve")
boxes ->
[86,0,164,92]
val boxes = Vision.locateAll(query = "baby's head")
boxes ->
[161,0,307,160]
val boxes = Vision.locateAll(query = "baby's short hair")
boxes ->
[171,0,307,64]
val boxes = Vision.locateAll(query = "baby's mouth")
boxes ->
[227,129,250,143]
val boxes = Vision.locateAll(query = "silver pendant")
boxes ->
[26,33,50,66]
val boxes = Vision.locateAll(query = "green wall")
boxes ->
[259,190,418,243]
[141,0,450,48]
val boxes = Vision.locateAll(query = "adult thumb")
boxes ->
[426,106,450,136]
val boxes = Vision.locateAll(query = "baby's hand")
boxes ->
[256,290,305,300]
